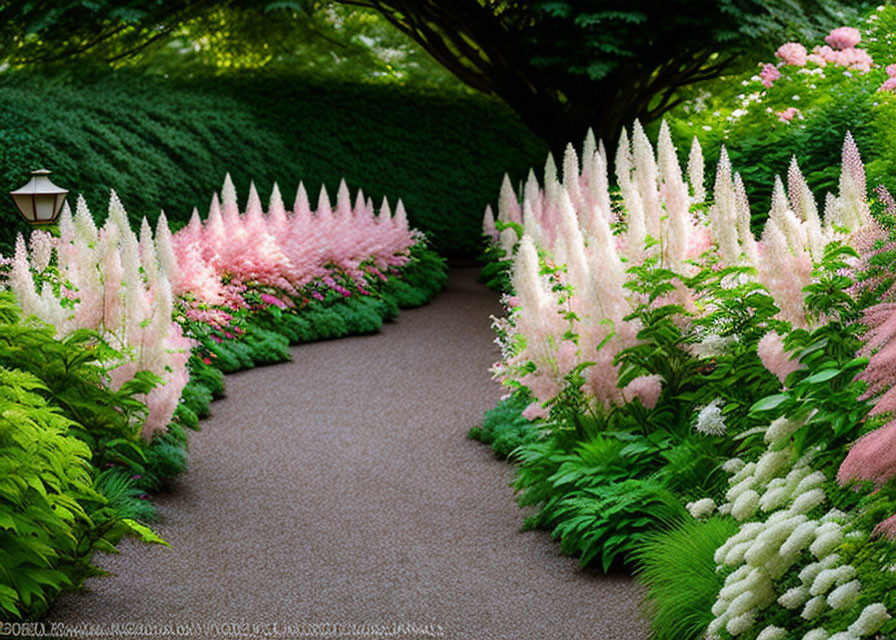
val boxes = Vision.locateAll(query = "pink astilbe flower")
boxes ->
[838,420,896,487]
[622,374,663,409]
[758,331,802,384]
[777,107,801,122]
[776,42,808,66]
[825,26,861,50]
[880,77,896,92]
[760,63,782,88]
[10,192,192,438]
[873,513,896,539]
[522,402,549,421]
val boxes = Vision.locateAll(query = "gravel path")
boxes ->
[48,268,648,640]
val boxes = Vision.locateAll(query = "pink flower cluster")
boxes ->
[880,63,896,92]
[825,26,862,50]
[760,63,782,88]
[776,107,800,123]
[165,175,417,306]
[764,26,874,89]
[775,42,807,67]
[9,193,191,438]
[487,122,876,418]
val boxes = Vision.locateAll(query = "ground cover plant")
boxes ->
[0,175,446,621]
[473,115,896,636]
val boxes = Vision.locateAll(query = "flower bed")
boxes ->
[475,121,896,638]
[0,177,446,620]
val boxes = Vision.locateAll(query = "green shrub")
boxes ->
[0,68,546,258]
[468,392,540,459]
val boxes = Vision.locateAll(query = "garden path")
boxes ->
[49,268,647,640]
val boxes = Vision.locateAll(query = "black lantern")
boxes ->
[10,169,68,225]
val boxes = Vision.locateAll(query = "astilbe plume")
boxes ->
[9,192,190,438]
[484,122,876,414]
[171,175,417,304]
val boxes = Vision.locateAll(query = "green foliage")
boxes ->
[667,4,895,223]
[0,367,97,619]
[634,516,740,640]
[0,68,545,259]
[468,392,540,459]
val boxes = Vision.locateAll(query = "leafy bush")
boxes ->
[0,68,546,258]
[468,392,540,459]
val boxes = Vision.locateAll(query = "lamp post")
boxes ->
[10,169,68,225]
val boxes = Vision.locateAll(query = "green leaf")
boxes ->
[751,394,789,412]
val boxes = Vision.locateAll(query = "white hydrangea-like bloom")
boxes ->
[754,449,790,483]
[802,629,829,640]
[723,458,747,474]
[732,490,761,521]
[779,585,810,609]
[780,521,819,557]
[790,488,826,515]
[809,522,843,559]
[726,611,757,636]
[801,595,827,620]
[760,486,791,512]
[847,603,890,636]
[696,398,728,435]
[692,333,739,358]
[811,566,856,597]
[686,498,716,519]
[757,626,787,640]
[765,416,804,444]
[826,580,860,610]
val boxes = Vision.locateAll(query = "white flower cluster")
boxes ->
[696,398,728,436]
[704,413,891,638]
[691,332,740,358]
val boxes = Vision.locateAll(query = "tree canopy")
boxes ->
[0,0,873,151]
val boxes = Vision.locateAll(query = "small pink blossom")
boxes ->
[760,63,782,88]
[776,42,808,66]
[880,77,896,92]
[259,293,287,309]
[758,331,802,384]
[825,26,861,50]
[873,512,896,539]
[623,374,663,409]
[777,107,801,122]
[522,402,549,421]
[887,63,896,78]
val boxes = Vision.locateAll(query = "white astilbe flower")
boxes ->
[723,458,747,474]
[732,490,761,521]
[802,595,827,620]
[802,630,830,640]
[780,521,819,557]
[765,416,804,444]
[790,488,826,515]
[686,498,716,519]
[691,332,739,358]
[757,626,787,640]
[726,610,757,636]
[847,603,890,636]
[779,585,811,609]
[809,522,843,558]
[811,566,856,596]
[827,580,860,610]
[754,449,791,483]
[696,398,727,435]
